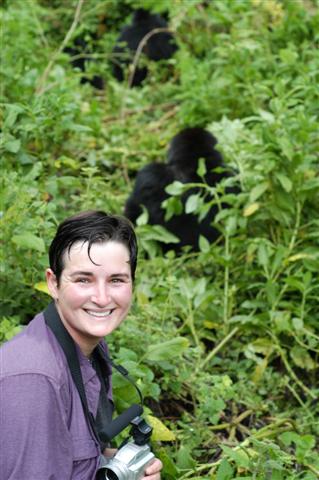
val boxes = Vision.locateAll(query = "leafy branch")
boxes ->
[36,0,85,95]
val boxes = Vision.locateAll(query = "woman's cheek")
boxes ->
[118,285,133,306]
[70,284,91,303]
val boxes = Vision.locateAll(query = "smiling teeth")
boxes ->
[86,310,113,318]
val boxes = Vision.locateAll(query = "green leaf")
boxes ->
[4,138,21,153]
[197,157,207,177]
[12,233,45,252]
[145,337,189,362]
[150,225,180,243]
[292,317,304,330]
[279,431,300,446]
[179,278,195,299]
[136,209,149,226]
[216,459,234,480]
[279,48,298,64]
[243,202,260,217]
[221,445,250,468]
[0,317,22,342]
[185,194,200,214]
[146,415,176,442]
[265,280,278,305]
[249,182,268,202]
[118,347,138,362]
[157,447,179,478]
[165,181,185,196]
[295,435,316,463]
[258,109,275,123]
[272,311,291,333]
[199,234,210,253]
[137,224,179,244]
[270,245,287,277]
[225,215,237,236]
[4,104,24,128]
[176,445,196,469]
[290,346,316,370]
[276,173,293,192]
[252,357,268,383]
[163,196,183,221]
[278,138,294,161]
[257,242,269,268]
[69,124,92,133]
[34,281,50,295]
[279,432,316,463]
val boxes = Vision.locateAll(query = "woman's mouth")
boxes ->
[85,309,114,318]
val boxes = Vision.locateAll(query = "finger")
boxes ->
[102,447,117,458]
[144,458,163,475]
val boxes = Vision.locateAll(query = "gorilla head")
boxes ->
[112,8,177,87]
[167,127,225,184]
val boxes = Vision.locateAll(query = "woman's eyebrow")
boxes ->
[70,271,93,277]
[69,271,130,278]
[110,273,130,279]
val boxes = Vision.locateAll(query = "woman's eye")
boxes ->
[76,278,90,284]
[111,278,123,284]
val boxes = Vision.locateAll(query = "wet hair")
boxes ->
[49,211,138,284]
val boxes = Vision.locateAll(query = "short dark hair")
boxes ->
[49,211,138,284]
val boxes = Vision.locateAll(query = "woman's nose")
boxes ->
[91,284,111,306]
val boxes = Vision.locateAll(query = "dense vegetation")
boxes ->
[1,0,318,478]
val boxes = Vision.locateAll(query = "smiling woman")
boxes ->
[46,240,133,356]
[0,210,162,480]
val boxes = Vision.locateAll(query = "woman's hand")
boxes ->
[103,448,163,479]
[103,447,117,458]
[142,457,163,479]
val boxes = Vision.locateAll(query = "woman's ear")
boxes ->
[46,268,58,299]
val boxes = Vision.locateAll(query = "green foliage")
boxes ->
[0,317,22,342]
[1,0,318,478]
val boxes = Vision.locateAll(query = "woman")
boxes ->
[0,210,162,479]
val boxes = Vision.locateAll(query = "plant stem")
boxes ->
[187,298,200,348]
[36,0,85,95]
[197,326,239,371]
[274,340,316,400]
[223,233,230,331]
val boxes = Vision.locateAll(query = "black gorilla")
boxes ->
[112,8,177,87]
[124,128,238,253]
[64,37,104,90]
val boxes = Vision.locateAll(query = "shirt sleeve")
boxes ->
[0,373,73,479]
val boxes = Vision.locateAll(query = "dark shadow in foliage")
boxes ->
[111,8,178,87]
[64,36,104,90]
[124,127,239,253]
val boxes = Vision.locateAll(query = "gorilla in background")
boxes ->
[64,36,105,90]
[112,8,178,87]
[124,128,239,253]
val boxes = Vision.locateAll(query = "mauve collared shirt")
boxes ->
[0,310,113,480]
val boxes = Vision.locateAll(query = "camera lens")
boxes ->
[105,469,119,480]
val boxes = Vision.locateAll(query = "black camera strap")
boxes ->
[44,302,144,446]
[44,302,100,443]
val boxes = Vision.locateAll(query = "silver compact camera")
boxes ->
[100,442,154,480]
[97,405,155,480]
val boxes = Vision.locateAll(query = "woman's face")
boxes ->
[46,240,133,356]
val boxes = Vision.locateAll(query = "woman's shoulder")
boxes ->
[0,311,69,386]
